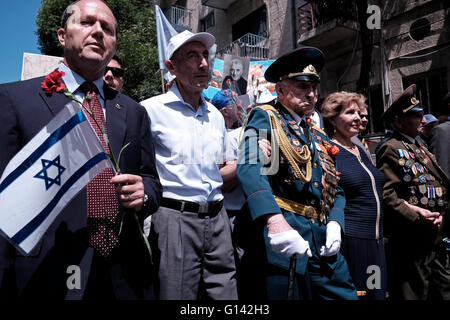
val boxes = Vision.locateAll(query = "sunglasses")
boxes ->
[360,114,370,120]
[105,66,124,78]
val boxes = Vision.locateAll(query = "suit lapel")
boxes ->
[104,86,127,160]
[39,88,72,117]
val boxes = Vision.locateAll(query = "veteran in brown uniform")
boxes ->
[376,84,450,300]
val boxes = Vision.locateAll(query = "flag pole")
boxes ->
[160,69,166,94]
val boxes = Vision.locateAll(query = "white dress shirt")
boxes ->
[223,127,246,210]
[141,83,232,202]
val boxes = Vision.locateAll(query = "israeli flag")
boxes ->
[0,101,112,255]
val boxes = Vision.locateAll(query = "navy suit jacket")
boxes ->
[0,75,162,299]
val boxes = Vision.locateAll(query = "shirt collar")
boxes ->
[165,82,209,115]
[284,106,304,124]
[398,131,416,144]
[58,62,105,100]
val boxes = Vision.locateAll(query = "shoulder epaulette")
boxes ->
[254,104,282,119]
[310,125,327,137]
[255,104,277,112]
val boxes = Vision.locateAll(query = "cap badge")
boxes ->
[303,64,316,74]
[411,97,419,105]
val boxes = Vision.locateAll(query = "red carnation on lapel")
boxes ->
[41,71,66,96]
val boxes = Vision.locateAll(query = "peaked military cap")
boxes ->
[264,46,325,83]
[381,84,424,123]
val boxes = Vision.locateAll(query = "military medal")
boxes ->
[409,195,419,205]
[402,167,411,182]
[397,149,407,166]
[428,186,436,207]
[405,159,414,169]
[325,172,337,186]
[411,163,418,177]
[435,187,444,207]
[420,196,428,206]
[292,138,300,147]
[408,186,418,205]
[418,148,429,165]
[418,185,428,205]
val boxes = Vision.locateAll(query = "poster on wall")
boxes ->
[246,59,276,103]
[203,57,276,104]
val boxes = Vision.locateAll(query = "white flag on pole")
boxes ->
[155,4,178,82]
[0,101,112,255]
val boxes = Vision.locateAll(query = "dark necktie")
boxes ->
[81,82,119,257]
[300,119,311,145]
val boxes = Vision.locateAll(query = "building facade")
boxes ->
[157,0,450,135]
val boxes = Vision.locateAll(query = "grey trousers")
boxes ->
[150,205,238,300]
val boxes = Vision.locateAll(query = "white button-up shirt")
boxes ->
[141,83,231,202]
[223,127,246,210]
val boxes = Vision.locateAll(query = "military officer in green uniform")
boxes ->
[376,84,450,300]
[236,47,357,300]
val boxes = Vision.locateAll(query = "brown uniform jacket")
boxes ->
[376,131,449,249]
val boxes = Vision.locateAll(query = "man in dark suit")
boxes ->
[376,84,450,300]
[0,0,161,299]
[236,47,357,300]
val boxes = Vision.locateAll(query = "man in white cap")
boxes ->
[419,113,439,147]
[140,31,237,300]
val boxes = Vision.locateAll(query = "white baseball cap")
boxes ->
[256,87,276,104]
[165,30,216,60]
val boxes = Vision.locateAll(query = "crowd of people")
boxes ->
[0,0,449,301]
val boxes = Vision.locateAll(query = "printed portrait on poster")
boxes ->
[221,54,250,95]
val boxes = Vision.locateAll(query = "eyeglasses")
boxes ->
[105,66,124,78]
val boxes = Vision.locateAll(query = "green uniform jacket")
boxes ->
[376,131,450,254]
[237,103,346,275]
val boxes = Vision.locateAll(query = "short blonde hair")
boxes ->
[321,91,367,136]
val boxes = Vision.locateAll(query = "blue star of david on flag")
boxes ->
[34,155,66,190]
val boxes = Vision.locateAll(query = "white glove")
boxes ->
[320,222,341,257]
[268,230,312,258]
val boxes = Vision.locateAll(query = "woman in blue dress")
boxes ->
[321,91,387,300]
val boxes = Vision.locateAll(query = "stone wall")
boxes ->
[21,53,63,81]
